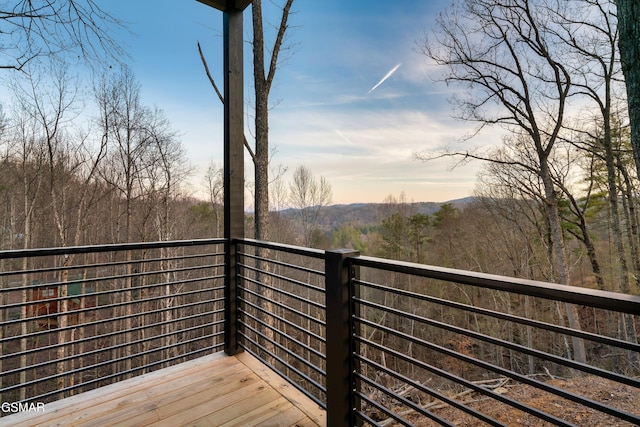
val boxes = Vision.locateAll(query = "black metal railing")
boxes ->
[0,239,225,407]
[347,256,640,426]
[235,239,327,406]
[2,238,639,426]
[232,242,640,427]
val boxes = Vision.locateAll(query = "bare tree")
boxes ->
[22,64,78,395]
[474,171,552,282]
[14,62,111,395]
[204,162,224,237]
[288,165,332,247]
[96,66,157,244]
[551,0,634,292]
[5,96,46,401]
[550,0,638,354]
[144,118,190,365]
[0,0,126,70]
[421,0,587,362]
[251,0,295,241]
[95,66,153,376]
[268,163,297,244]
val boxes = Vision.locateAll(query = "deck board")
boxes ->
[0,352,325,427]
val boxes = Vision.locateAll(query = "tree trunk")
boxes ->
[56,263,69,398]
[20,260,28,401]
[250,0,295,361]
[540,159,587,364]
[602,118,633,297]
[617,0,640,180]
[617,164,640,366]
[252,0,270,242]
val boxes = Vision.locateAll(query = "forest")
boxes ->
[0,0,638,301]
[1,1,639,424]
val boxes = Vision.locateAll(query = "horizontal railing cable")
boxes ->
[2,329,221,396]
[356,334,576,426]
[238,317,326,378]
[0,281,222,330]
[355,409,394,427]
[238,296,326,345]
[239,282,326,328]
[240,329,326,393]
[1,306,223,363]
[355,297,640,388]
[237,250,325,282]
[356,374,458,427]
[239,309,326,362]
[237,257,324,294]
[352,256,640,315]
[1,318,222,382]
[357,355,506,427]
[355,317,640,425]
[355,278,640,353]
[236,238,325,259]
[0,252,223,281]
[1,263,223,311]
[27,337,223,403]
[239,337,326,407]
[237,264,324,309]
[0,238,225,260]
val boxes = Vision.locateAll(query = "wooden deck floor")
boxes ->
[1,352,326,427]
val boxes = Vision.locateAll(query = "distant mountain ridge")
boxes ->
[276,197,474,229]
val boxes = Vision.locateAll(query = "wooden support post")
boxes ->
[223,5,244,356]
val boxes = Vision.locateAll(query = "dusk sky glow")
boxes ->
[77,1,502,204]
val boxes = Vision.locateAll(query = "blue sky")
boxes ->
[99,0,493,205]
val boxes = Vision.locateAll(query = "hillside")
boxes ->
[276,197,474,229]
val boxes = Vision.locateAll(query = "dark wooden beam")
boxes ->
[196,0,252,11]
[223,6,245,355]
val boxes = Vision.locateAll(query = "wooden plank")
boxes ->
[3,353,229,427]
[0,352,326,427]
[188,387,285,427]
[218,396,295,427]
[235,352,326,427]
[78,363,253,427]
[257,405,310,427]
[250,401,309,427]
[147,376,275,427]
[289,417,324,427]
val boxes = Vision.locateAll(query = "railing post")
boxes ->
[325,249,359,427]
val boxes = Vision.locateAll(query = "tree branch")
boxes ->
[197,41,256,162]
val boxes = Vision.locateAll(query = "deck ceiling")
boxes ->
[196,0,252,11]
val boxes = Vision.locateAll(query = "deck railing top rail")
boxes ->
[353,255,640,315]
[0,238,225,260]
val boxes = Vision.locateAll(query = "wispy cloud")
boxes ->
[334,129,355,145]
[367,63,402,95]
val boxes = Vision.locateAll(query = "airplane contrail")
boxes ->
[334,129,354,145]
[367,63,402,95]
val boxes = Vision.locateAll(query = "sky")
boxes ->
[95,0,496,205]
